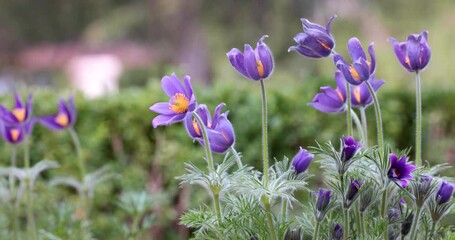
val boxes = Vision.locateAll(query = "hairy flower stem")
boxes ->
[359,107,368,146]
[281,200,288,221]
[10,146,19,240]
[365,81,384,153]
[23,137,37,240]
[313,221,321,240]
[263,196,278,240]
[415,72,422,166]
[229,146,243,169]
[260,80,269,185]
[380,189,388,240]
[354,203,361,239]
[346,82,353,136]
[351,109,365,141]
[343,208,349,239]
[359,210,366,238]
[68,127,89,216]
[409,207,422,240]
[192,112,215,172]
[430,221,437,240]
[213,192,223,226]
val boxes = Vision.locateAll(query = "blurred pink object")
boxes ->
[66,54,123,98]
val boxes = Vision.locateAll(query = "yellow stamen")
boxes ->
[405,56,411,67]
[317,40,331,50]
[336,89,344,102]
[192,119,201,136]
[349,66,361,81]
[256,59,264,78]
[10,129,20,142]
[12,108,26,122]
[55,113,69,127]
[353,87,361,103]
[169,93,190,114]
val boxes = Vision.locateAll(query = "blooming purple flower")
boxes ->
[291,147,314,174]
[346,179,363,201]
[150,74,197,128]
[308,71,347,113]
[389,31,431,72]
[436,181,453,205]
[331,223,343,240]
[387,153,416,187]
[0,120,34,145]
[350,77,385,109]
[0,92,33,125]
[334,38,376,85]
[38,97,77,131]
[316,188,332,212]
[341,136,362,162]
[288,15,336,58]
[184,103,235,153]
[227,35,274,81]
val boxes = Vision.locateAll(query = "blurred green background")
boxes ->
[0,0,454,239]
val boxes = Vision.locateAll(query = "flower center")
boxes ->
[392,168,401,178]
[256,59,264,78]
[317,40,331,50]
[349,66,361,81]
[169,93,190,114]
[335,88,344,102]
[192,119,201,137]
[55,113,69,127]
[10,129,20,142]
[353,87,361,103]
[12,108,26,122]
[405,56,411,67]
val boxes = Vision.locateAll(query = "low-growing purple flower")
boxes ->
[331,223,343,240]
[38,97,77,131]
[346,179,363,201]
[316,188,332,212]
[288,15,336,58]
[334,38,376,85]
[184,103,235,153]
[150,74,197,128]
[389,31,431,72]
[350,77,385,109]
[341,136,362,162]
[308,71,347,113]
[0,92,33,125]
[436,181,453,205]
[387,153,416,187]
[227,35,274,81]
[0,121,34,145]
[291,147,314,174]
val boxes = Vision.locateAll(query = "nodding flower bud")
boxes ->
[316,188,332,212]
[341,136,362,162]
[284,228,301,240]
[436,181,454,205]
[346,179,363,201]
[330,223,343,240]
[401,212,414,236]
[292,147,314,174]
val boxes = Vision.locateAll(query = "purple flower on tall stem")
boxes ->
[184,103,235,153]
[389,31,431,72]
[387,153,416,187]
[332,223,343,240]
[316,188,332,212]
[150,74,197,128]
[0,92,33,125]
[308,71,347,113]
[227,35,274,81]
[436,182,453,205]
[334,38,376,85]
[350,77,385,109]
[346,179,363,201]
[38,97,77,131]
[288,15,336,58]
[291,147,314,174]
[341,136,362,162]
[0,121,33,145]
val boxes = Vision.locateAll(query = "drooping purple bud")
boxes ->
[341,136,362,162]
[316,188,332,212]
[436,182,454,205]
[292,147,314,174]
[346,179,363,201]
[331,223,343,240]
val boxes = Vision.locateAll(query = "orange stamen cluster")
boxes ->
[10,129,20,142]
[353,87,361,103]
[256,60,264,78]
[192,119,201,136]
[12,108,26,122]
[169,93,190,114]
[336,89,344,102]
[349,66,361,81]
[55,113,69,127]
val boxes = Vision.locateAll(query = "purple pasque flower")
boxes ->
[0,92,33,125]
[308,71,347,113]
[334,37,376,85]
[341,136,362,162]
[316,188,332,212]
[291,147,314,174]
[288,15,336,58]
[350,76,385,109]
[331,223,343,240]
[38,97,76,131]
[436,181,453,205]
[387,153,416,188]
[227,35,274,81]
[184,103,235,153]
[389,31,431,72]
[150,74,197,128]
[346,179,363,201]
[0,120,34,145]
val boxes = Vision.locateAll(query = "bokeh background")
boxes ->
[0,0,454,239]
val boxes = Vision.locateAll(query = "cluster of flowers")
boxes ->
[149,15,454,240]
